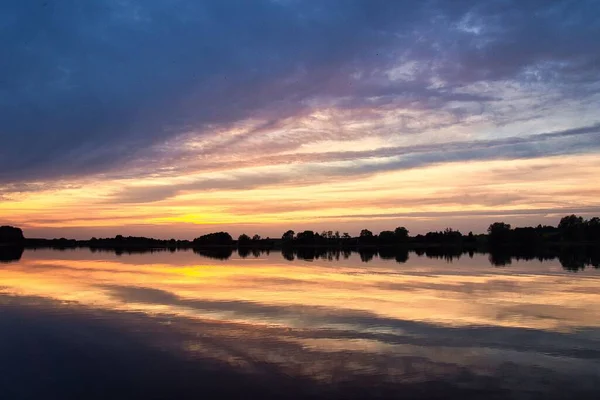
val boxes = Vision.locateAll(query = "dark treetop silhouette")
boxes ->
[0,226,25,263]
[0,225,24,243]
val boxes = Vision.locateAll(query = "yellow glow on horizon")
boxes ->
[1,153,599,234]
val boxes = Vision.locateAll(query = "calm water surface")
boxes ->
[1,249,599,399]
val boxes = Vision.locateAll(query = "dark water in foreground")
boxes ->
[1,249,599,399]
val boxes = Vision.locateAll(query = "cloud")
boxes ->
[0,0,427,182]
[2,0,599,185]
[315,207,600,222]
[446,0,600,85]
[105,124,600,204]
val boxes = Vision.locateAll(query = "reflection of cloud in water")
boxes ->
[103,285,600,360]
[1,249,600,397]
[2,252,600,333]
[2,293,599,398]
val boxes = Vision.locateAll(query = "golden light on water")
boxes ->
[2,249,599,334]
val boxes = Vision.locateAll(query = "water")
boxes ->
[1,248,599,399]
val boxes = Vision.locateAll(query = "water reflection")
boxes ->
[487,246,600,271]
[21,244,600,271]
[1,249,599,399]
[193,246,234,260]
[0,245,24,263]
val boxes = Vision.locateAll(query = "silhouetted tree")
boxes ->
[586,217,600,241]
[296,230,316,245]
[488,222,512,244]
[238,234,251,246]
[0,226,24,243]
[193,232,233,246]
[463,231,477,245]
[378,230,396,244]
[282,230,295,241]
[358,229,375,245]
[512,227,540,246]
[443,228,462,242]
[558,215,585,241]
[360,229,373,238]
[422,228,462,244]
[394,226,409,241]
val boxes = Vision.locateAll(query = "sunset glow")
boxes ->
[3,3,600,398]
[1,1,599,238]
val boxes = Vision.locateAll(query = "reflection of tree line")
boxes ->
[487,245,600,271]
[0,245,25,264]
[1,243,598,271]
[283,246,599,271]
[195,246,600,271]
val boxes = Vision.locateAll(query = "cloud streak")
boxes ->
[2,1,599,182]
[1,0,600,236]
[105,124,600,203]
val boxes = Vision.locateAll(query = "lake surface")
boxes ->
[1,248,599,399]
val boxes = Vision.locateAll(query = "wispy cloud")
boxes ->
[102,124,600,204]
[1,0,599,236]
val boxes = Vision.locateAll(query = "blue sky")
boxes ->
[1,0,600,238]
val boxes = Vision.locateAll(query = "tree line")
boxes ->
[190,214,599,247]
[3,217,599,270]
[488,215,600,245]
[1,214,598,251]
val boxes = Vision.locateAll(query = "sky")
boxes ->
[1,0,600,240]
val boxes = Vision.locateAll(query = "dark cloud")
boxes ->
[445,0,600,85]
[0,0,425,182]
[1,1,599,184]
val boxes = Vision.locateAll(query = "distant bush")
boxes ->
[193,232,233,246]
[0,226,24,243]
